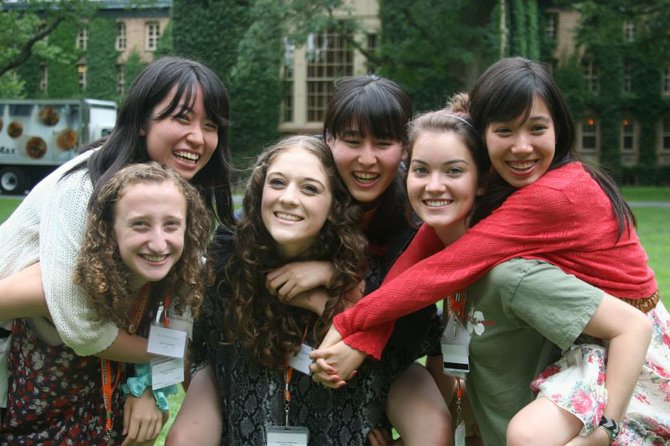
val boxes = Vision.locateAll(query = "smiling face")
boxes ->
[407,130,480,245]
[144,85,218,181]
[261,147,333,258]
[485,96,556,188]
[113,181,187,290]
[327,130,404,206]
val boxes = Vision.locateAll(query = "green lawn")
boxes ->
[1,188,668,444]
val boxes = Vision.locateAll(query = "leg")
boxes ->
[506,397,583,446]
[387,363,452,446]
[166,365,222,446]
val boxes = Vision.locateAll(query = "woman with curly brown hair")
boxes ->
[1,162,212,444]
[169,135,410,445]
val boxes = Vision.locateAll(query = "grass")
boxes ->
[1,187,668,444]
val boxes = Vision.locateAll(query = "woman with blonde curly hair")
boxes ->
[169,135,391,445]
[2,162,212,444]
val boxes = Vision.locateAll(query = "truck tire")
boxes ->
[0,167,27,195]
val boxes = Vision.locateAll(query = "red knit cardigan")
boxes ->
[334,162,657,359]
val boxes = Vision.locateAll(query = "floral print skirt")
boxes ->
[531,301,670,445]
[0,319,125,445]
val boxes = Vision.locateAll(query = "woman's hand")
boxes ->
[266,261,335,301]
[564,427,612,446]
[282,287,330,316]
[121,388,166,446]
[309,338,367,389]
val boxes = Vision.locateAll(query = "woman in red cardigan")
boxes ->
[311,57,669,445]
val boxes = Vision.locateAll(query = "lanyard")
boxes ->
[448,291,467,319]
[99,283,153,439]
[281,327,309,427]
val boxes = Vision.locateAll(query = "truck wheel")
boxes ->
[0,167,27,194]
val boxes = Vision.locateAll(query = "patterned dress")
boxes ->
[0,319,127,445]
[192,225,438,445]
[531,300,670,445]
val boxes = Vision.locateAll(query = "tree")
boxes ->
[377,0,496,112]
[0,1,95,78]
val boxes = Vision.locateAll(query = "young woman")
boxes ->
[312,58,669,445]
[1,162,212,444]
[0,56,233,419]
[273,75,450,444]
[169,135,376,445]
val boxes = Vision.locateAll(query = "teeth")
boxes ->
[143,254,167,262]
[174,151,200,163]
[275,212,302,222]
[424,200,452,207]
[353,172,379,183]
[506,160,535,171]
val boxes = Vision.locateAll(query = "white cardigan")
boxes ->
[0,149,118,356]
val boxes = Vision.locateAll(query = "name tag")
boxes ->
[147,325,187,359]
[266,425,309,446]
[151,357,184,389]
[287,344,313,375]
[441,313,470,378]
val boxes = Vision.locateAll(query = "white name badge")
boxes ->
[441,313,470,378]
[454,421,466,446]
[147,325,187,359]
[287,344,313,375]
[266,426,309,446]
[151,357,184,390]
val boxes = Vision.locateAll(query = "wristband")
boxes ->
[597,415,620,442]
[120,363,177,412]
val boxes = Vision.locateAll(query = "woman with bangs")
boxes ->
[312,58,669,445]
[265,76,450,444]
[0,56,235,440]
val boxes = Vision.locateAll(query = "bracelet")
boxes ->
[597,415,620,443]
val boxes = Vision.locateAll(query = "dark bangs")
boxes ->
[325,77,411,145]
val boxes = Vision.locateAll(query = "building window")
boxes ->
[623,21,635,42]
[39,64,48,92]
[145,22,160,51]
[366,33,378,73]
[662,117,670,152]
[663,65,670,96]
[38,22,48,45]
[622,59,632,93]
[77,63,87,90]
[116,22,127,50]
[281,38,295,123]
[545,13,558,40]
[306,29,354,122]
[76,28,88,50]
[582,57,599,93]
[117,64,125,96]
[621,118,636,152]
[581,117,599,152]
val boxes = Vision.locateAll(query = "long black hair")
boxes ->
[70,56,235,229]
[323,75,413,245]
[469,57,634,236]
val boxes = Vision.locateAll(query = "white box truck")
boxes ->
[0,98,117,194]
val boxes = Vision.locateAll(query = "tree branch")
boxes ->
[0,16,65,77]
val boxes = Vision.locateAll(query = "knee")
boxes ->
[506,415,541,446]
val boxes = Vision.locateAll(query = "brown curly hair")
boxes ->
[223,135,367,369]
[74,162,213,331]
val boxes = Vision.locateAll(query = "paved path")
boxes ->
[628,201,670,208]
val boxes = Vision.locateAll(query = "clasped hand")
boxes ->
[308,325,367,389]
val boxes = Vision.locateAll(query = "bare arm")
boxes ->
[582,292,652,421]
[1,262,152,363]
[0,262,49,319]
[166,365,222,446]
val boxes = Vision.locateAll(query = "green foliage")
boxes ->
[378,0,495,112]
[85,17,118,100]
[544,0,670,184]
[123,50,147,97]
[0,72,25,98]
